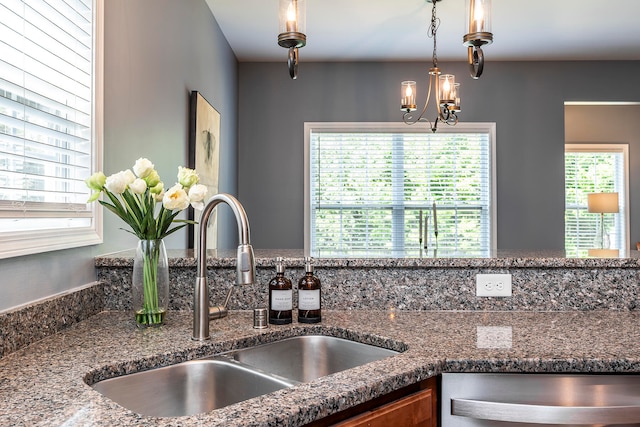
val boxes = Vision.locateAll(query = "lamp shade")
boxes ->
[466,0,492,35]
[438,74,456,105]
[278,0,306,35]
[587,192,619,213]
[401,81,417,112]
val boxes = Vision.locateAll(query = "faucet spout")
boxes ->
[193,193,256,341]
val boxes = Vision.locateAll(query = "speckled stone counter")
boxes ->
[2,309,640,426]
[96,249,640,314]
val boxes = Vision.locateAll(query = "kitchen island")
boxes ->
[2,249,640,425]
[2,308,640,426]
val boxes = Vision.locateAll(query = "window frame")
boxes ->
[564,143,630,256]
[0,0,103,258]
[303,122,497,257]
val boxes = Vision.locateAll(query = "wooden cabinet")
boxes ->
[303,377,437,427]
[334,387,434,427]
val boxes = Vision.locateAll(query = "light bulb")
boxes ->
[286,2,297,31]
[443,78,451,92]
[473,0,484,32]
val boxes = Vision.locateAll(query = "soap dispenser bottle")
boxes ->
[297,257,321,323]
[268,257,292,324]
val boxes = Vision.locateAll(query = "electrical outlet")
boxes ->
[476,273,512,297]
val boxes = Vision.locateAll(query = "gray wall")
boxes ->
[565,104,640,246]
[0,0,237,312]
[237,61,640,251]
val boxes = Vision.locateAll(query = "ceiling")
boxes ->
[205,0,640,63]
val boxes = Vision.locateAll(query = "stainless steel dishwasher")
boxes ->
[442,373,640,426]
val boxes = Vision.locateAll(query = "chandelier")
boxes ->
[401,0,492,132]
[277,0,306,80]
[401,0,460,132]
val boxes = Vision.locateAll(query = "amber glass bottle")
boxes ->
[268,257,292,324]
[298,257,321,323]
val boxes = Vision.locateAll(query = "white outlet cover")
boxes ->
[476,273,512,297]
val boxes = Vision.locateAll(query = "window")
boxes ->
[0,0,103,258]
[565,144,629,257]
[304,122,496,258]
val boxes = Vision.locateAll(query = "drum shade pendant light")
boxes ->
[401,0,461,132]
[278,0,306,79]
[463,0,493,78]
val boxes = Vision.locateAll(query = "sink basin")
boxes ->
[91,335,400,417]
[91,358,295,417]
[225,335,399,382]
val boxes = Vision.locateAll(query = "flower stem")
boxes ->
[136,239,164,325]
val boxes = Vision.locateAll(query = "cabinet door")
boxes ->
[335,388,433,427]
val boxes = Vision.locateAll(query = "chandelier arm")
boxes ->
[433,72,448,124]
[468,46,484,79]
[287,47,298,79]
[445,110,458,126]
[402,72,435,130]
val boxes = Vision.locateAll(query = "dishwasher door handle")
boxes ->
[452,398,640,425]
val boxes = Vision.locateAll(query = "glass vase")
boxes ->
[132,239,169,327]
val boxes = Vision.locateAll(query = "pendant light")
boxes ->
[463,0,493,79]
[277,0,306,79]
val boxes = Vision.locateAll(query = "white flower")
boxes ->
[188,184,208,210]
[153,188,165,202]
[129,178,147,194]
[162,183,190,211]
[85,172,106,191]
[144,170,161,187]
[177,166,199,188]
[133,158,154,178]
[105,170,135,194]
[85,172,106,202]
[149,181,163,195]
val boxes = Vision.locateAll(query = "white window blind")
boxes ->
[565,144,628,257]
[305,123,495,258]
[0,0,102,257]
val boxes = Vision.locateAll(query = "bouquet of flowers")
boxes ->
[86,158,207,326]
[85,157,207,240]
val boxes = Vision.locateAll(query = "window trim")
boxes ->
[303,122,497,256]
[564,143,630,255]
[0,0,103,259]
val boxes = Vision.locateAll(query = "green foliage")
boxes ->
[99,187,192,240]
[311,132,490,257]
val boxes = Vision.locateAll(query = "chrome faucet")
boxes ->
[193,193,256,341]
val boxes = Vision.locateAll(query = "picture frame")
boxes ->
[188,91,220,250]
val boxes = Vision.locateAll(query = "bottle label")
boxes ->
[271,289,293,310]
[298,289,320,310]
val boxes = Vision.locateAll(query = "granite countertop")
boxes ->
[96,248,640,269]
[2,309,640,426]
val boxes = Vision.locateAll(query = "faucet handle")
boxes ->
[236,244,256,285]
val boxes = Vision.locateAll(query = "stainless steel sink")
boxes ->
[90,335,400,417]
[225,335,399,382]
[91,358,295,417]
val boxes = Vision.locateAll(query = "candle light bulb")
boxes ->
[286,2,297,32]
[474,1,484,32]
[405,85,413,97]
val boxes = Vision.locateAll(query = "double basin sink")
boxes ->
[91,335,401,417]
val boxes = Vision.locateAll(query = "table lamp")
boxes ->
[587,192,619,257]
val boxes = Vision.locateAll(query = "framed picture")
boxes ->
[188,91,220,250]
